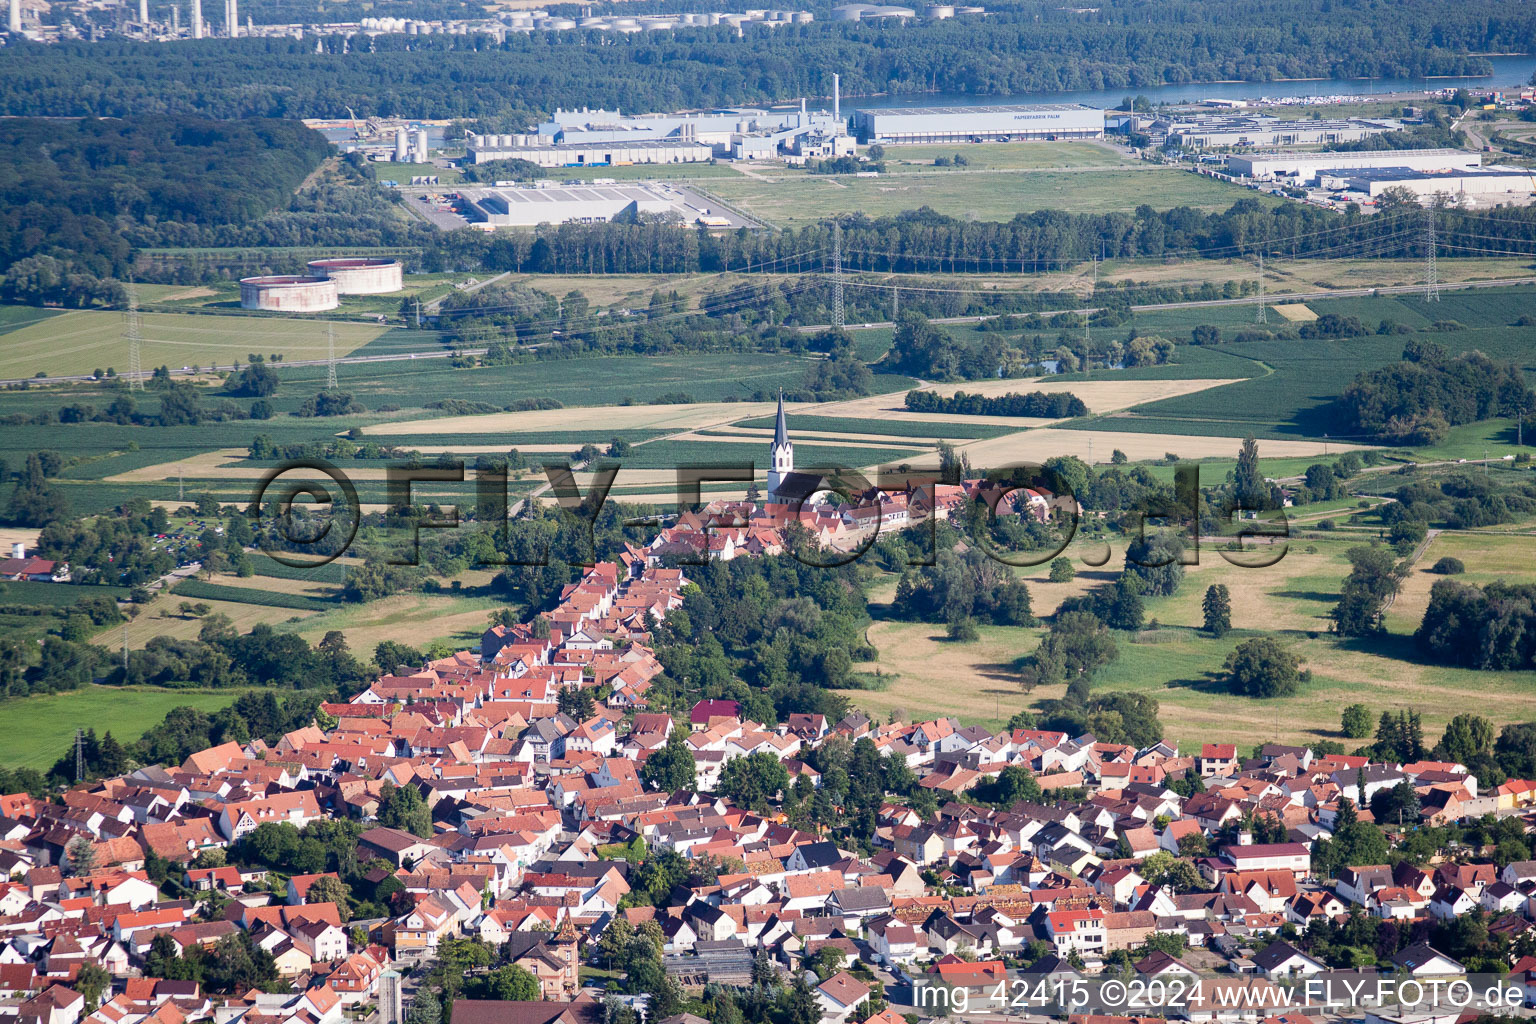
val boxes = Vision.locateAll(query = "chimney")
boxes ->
[9,0,21,34]
[833,72,840,123]
[191,0,201,37]
[138,0,147,22]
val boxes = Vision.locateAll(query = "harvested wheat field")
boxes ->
[362,400,784,437]
[815,377,1244,424]
[1272,303,1319,322]
[839,619,1041,730]
[956,427,1362,467]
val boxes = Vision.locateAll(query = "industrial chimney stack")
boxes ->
[192,0,202,37]
[833,72,841,124]
[8,0,21,35]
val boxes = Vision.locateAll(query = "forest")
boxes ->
[0,0,1529,121]
[0,115,330,298]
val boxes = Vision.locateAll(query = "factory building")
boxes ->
[463,183,700,226]
[239,276,339,312]
[1225,148,1483,182]
[465,135,713,167]
[1318,166,1536,201]
[307,258,404,295]
[852,103,1104,145]
[1151,114,1400,149]
[534,102,847,161]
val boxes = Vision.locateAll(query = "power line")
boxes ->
[326,324,338,390]
[125,285,144,391]
[832,223,844,330]
[1424,206,1440,302]
[1256,252,1266,324]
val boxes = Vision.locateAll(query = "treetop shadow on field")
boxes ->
[1162,671,1231,695]
[1269,588,1340,604]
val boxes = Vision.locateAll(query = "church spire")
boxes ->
[773,388,789,448]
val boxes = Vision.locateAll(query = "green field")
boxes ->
[0,686,257,771]
[701,167,1272,227]
[1057,288,1536,440]
[877,141,1136,172]
[0,309,389,379]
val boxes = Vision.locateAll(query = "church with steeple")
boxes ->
[766,389,794,500]
[763,390,824,505]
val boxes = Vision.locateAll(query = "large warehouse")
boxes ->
[1225,148,1482,182]
[852,103,1104,144]
[1153,114,1400,149]
[464,183,698,226]
[1318,166,1536,200]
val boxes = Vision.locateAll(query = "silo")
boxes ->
[307,258,405,295]
[239,276,338,312]
[413,131,428,162]
[394,127,409,162]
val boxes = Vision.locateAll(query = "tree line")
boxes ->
[903,388,1088,418]
[0,1,1525,121]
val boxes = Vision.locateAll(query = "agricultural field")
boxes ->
[0,686,274,771]
[0,309,389,380]
[700,166,1271,227]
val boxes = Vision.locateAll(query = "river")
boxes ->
[851,54,1536,112]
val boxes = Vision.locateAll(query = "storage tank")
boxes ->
[792,12,813,23]
[544,17,575,28]
[926,4,954,16]
[240,276,339,312]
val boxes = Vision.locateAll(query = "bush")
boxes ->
[1429,556,1465,575]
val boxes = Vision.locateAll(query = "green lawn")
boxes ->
[0,686,256,771]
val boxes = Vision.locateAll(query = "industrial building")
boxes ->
[307,258,404,295]
[1149,113,1401,149]
[530,96,851,162]
[239,275,339,312]
[462,183,708,227]
[465,135,712,167]
[852,103,1104,145]
[1317,166,1536,200]
[1225,148,1482,182]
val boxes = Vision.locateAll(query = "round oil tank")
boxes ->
[579,16,605,25]
[307,258,404,295]
[792,11,813,22]
[544,17,575,28]
[926,4,954,16]
[239,276,338,312]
